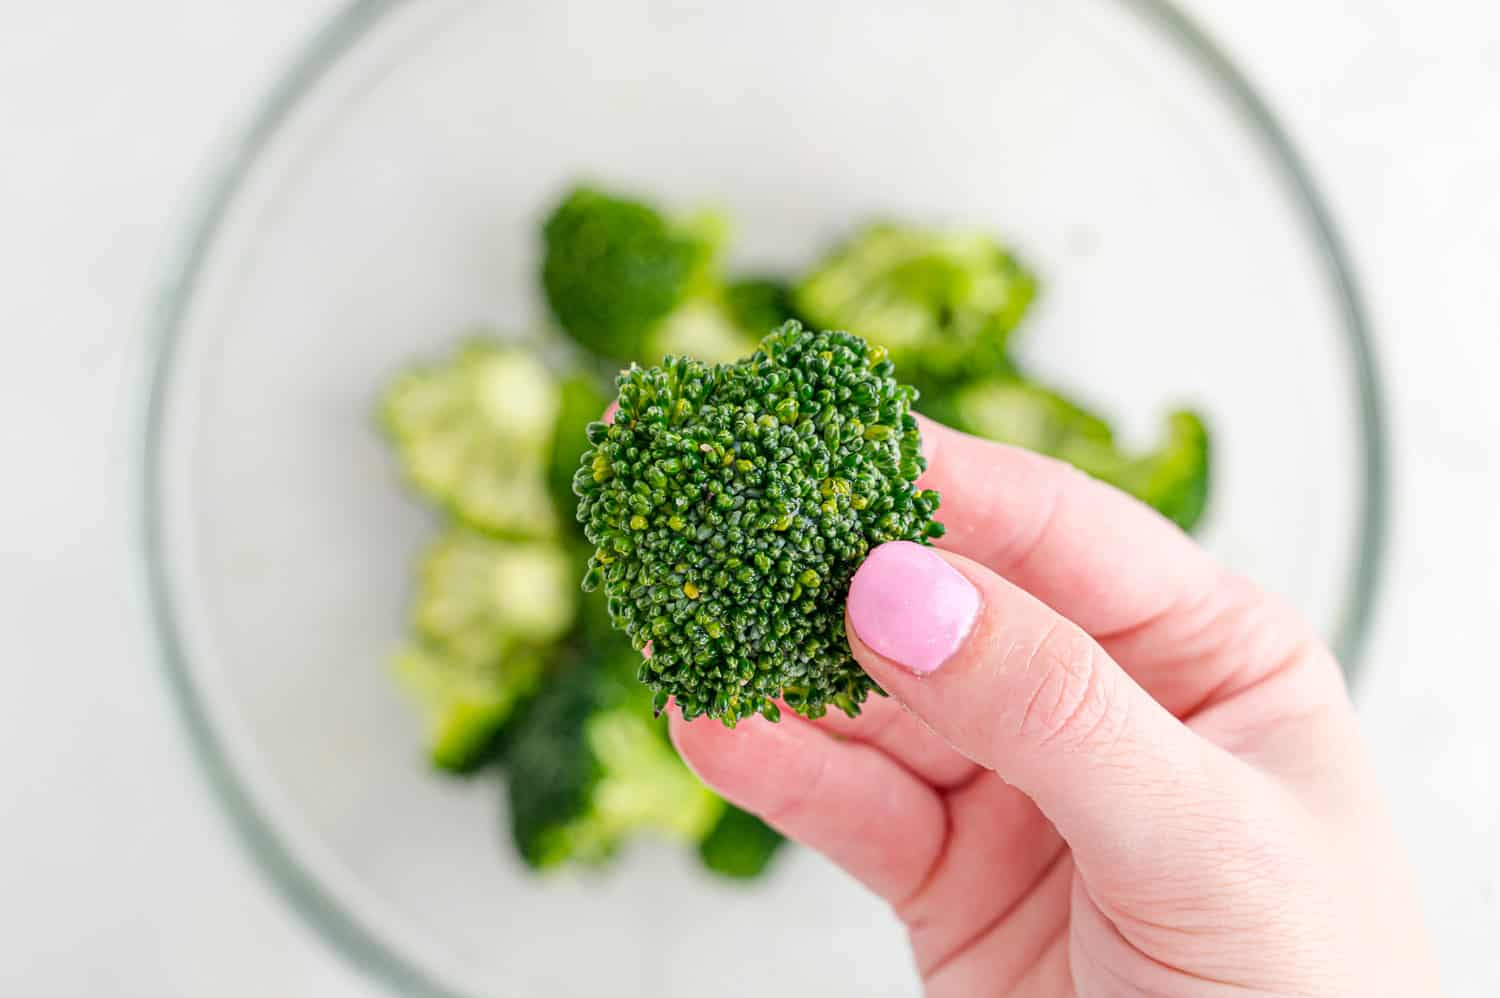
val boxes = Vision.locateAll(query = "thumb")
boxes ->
[845,541,1271,892]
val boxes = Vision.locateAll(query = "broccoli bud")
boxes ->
[794,223,1037,391]
[574,321,944,725]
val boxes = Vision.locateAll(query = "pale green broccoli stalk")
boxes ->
[540,186,788,366]
[381,340,559,538]
[395,528,576,772]
[574,321,944,725]
[794,223,1037,392]
[950,380,1210,531]
[698,805,786,879]
[503,655,723,869]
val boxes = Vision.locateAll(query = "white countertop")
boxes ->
[2,2,1496,995]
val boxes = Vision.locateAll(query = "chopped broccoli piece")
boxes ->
[945,378,1113,455]
[396,528,576,772]
[548,374,613,528]
[648,299,759,365]
[698,805,786,879]
[794,223,1037,391]
[394,643,544,773]
[722,276,801,336]
[504,656,723,869]
[381,340,558,537]
[413,528,577,652]
[951,380,1210,531]
[1092,409,1210,532]
[541,186,726,361]
[574,321,943,725]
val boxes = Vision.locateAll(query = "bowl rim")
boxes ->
[132,1,1388,995]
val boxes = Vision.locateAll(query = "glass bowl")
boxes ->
[137,1,1385,996]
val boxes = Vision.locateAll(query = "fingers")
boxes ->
[844,541,1263,888]
[915,417,1319,715]
[669,709,947,905]
[806,694,979,788]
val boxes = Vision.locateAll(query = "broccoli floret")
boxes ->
[381,340,558,537]
[395,528,576,771]
[541,186,794,366]
[1093,409,1210,532]
[542,186,729,361]
[648,299,760,365]
[698,805,786,879]
[547,374,613,528]
[574,321,943,725]
[794,223,1037,392]
[504,656,723,869]
[951,380,1210,531]
[394,643,544,773]
[722,276,801,335]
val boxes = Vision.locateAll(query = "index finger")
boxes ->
[915,416,1314,716]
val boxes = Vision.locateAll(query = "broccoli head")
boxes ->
[503,654,722,869]
[698,805,786,879]
[574,321,944,725]
[951,379,1210,531]
[794,223,1037,391]
[542,186,728,361]
[381,340,558,537]
[395,528,576,772]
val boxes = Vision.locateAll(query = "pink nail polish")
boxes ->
[847,541,979,674]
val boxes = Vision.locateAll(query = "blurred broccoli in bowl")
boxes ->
[376,180,1210,882]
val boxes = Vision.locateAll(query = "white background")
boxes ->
[2,1,1496,995]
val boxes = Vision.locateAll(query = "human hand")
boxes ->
[670,417,1439,997]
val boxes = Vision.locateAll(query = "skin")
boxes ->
[669,417,1440,997]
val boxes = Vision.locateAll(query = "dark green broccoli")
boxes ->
[381,339,559,538]
[574,321,944,725]
[951,379,1210,531]
[503,653,722,869]
[793,223,1037,392]
[698,805,786,879]
[547,374,613,528]
[722,276,801,336]
[542,186,736,361]
[394,528,576,771]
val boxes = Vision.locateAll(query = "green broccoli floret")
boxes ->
[722,276,801,336]
[394,643,544,773]
[574,321,944,725]
[542,186,733,360]
[698,805,786,879]
[504,655,723,869]
[951,380,1210,531]
[381,340,559,537]
[395,528,576,772]
[547,374,613,528]
[794,223,1037,391]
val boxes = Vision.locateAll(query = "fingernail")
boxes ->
[847,541,979,674]
[603,400,620,424]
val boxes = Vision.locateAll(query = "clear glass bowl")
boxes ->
[137,1,1385,996]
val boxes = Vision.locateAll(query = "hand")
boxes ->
[670,417,1439,997]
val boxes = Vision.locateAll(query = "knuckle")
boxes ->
[1012,622,1120,751]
